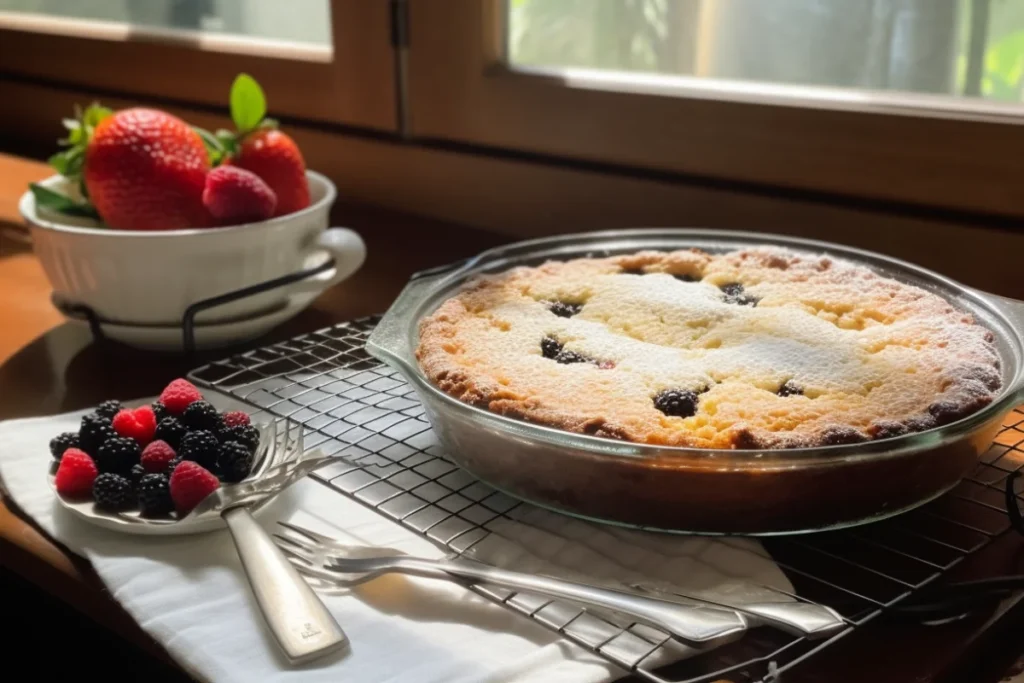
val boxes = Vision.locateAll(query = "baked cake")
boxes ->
[416,248,1002,449]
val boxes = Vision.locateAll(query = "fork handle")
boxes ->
[388,556,747,649]
[223,508,349,664]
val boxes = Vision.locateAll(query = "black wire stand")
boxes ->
[55,259,336,353]
[188,316,1024,683]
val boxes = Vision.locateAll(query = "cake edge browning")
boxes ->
[415,249,1004,450]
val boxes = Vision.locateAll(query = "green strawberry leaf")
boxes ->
[82,103,112,131]
[215,128,239,158]
[29,183,100,219]
[193,126,225,165]
[47,147,84,178]
[230,73,266,134]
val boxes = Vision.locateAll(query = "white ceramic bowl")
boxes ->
[20,171,365,326]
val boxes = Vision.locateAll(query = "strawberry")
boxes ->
[159,379,204,415]
[169,461,220,515]
[54,448,99,497]
[202,166,276,224]
[82,108,212,230]
[112,406,157,446]
[213,74,310,217]
[232,129,309,217]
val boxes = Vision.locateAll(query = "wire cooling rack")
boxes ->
[189,316,1024,683]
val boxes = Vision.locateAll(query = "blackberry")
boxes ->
[129,463,147,488]
[820,426,869,445]
[547,301,582,318]
[653,389,700,418]
[165,457,183,476]
[138,474,173,517]
[720,283,759,307]
[219,424,260,453]
[180,429,220,468]
[95,437,141,474]
[151,401,169,424]
[181,401,223,432]
[154,417,187,449]
[554,349,592,365]
[95,400,123,419]
[541,336,563,359]
[49,432,79,461]
[79,414,115,456]
[93,473,134,511]
[216,441,254,483]
[777,381,803,397]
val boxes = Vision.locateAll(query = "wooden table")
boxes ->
[0,152,1021,682]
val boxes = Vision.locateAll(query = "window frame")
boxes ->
[407,0,1024,218]
[0,0,396,131]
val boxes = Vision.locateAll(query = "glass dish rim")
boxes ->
[367,227,1024,468]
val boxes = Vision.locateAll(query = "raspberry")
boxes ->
[202,165,277,224]
[169,461,220,515]
[93,473,134,510]
[218,424,260,453]
[112,406,157,445]
[95,400,123,419]
[54,449,98,497]
[159,379,203,415]
[138,474,173,516]
[79,414,115,455]
[154,416,186,449]
[179,429,219,469]
[49,432,80,461]
[181,401,223,432]
[222,411,250,428]
[216,441,254,483]
[141,440,178,473]
[95,436,141,474]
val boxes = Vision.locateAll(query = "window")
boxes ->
[0,0,395,129]
[0,0,332,49]
[408,0,1024,217]
[509,0,1024,103]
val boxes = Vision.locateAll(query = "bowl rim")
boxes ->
[19,170,335,237]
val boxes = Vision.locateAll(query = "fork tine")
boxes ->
[277,520,335,545]
[286,558,348,585]
[271,533,317,558]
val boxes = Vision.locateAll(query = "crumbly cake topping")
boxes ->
[416,248,1002,449]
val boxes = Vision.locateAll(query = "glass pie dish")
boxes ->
[367,229,1024,534]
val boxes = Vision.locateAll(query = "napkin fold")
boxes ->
[0,409,793,683]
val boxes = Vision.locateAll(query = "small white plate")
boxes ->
[48,397,299,535]
[54,267,333,352]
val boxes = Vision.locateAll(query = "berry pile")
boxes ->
[51,378,259,517]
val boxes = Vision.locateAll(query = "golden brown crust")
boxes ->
[416,248,1002,449]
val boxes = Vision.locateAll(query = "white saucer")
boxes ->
[56,271,331,352]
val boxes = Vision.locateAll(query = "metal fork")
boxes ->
[273,521,752,650]
[188,426,347,664]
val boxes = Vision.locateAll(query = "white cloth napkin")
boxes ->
[0,409,794,683]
